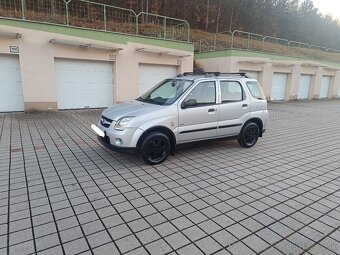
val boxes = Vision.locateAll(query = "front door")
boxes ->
[178,81,219,142]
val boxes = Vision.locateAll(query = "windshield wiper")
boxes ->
[137,97,163,105]
[153,96,168,105]
[136,97,148,102]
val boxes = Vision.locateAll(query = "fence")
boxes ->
[194,29,340,61]
[0,0,190,41]
[1,1,339,61]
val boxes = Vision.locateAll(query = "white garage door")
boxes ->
[320,76,331,99]
[240,70,259,80]
[271,73,287,101]
[298,75,312,100]
[139,64,177,95]
[0,55,24,112]
[56,59,113,110]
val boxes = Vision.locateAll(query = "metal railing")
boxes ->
[0,0,339,60]
[231,30,263,52]
[0,0,190,42]
[136,12,189,41]
[194,29,340,62]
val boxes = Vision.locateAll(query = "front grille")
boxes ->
[100,115,113,128]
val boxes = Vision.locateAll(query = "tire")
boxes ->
[238,122,259,148]
[140,132,170,165]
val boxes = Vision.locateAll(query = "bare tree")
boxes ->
[205,0,209,32]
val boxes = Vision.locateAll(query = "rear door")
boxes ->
[178,81,219,142]
[217,80,249,136]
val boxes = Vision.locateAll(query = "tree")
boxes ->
[21,0,340,49]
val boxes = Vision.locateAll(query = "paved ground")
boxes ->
[0,100,340,255]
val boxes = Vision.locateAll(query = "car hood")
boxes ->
[102,100,166,121]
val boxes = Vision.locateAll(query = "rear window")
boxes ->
[246,81,265,100]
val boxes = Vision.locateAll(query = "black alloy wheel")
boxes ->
[238,122,259,148]
[141,132,170,165]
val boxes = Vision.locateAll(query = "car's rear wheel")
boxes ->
[140,132,170,165]
[238,122,259,148]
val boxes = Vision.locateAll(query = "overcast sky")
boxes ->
[312,0,340,19]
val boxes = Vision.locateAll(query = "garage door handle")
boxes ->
[242,104,248,108]
[208,108,216,112]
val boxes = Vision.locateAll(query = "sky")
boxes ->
[312,0,340,20]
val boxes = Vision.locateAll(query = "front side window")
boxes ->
[137,79,193,105]
[220,81,243,102]
[184,81,216,106]
[246,81,266,99]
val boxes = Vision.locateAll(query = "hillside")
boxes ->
[0,0,339,62]
[82,0,340,50]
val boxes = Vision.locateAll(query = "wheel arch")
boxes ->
[137,126,176,155]
[241,118,264,137]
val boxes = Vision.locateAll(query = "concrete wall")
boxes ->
[195,51,340,101]
[0,20,193,112]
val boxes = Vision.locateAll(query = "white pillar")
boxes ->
[287,65,301,101]
[312,67,323,99]
[261,62,273,100]
[330,71,340,98]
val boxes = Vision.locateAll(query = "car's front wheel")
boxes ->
[140,132,170,165]
[238,122,259,148]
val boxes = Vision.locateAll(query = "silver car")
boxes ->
[91,72,269,165]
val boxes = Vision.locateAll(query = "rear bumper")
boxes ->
[97,135,137,155]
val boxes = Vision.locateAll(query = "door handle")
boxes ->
[208,108,216,112]
[242,104,248,108]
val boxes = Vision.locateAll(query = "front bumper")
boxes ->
[91,123,139,154]
[97,135,137,155]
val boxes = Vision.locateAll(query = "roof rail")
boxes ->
[182,72,247,77]
[182,71,217,76]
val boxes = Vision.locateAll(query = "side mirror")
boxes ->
[181,99,197,108]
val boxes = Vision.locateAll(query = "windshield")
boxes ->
[137,79,193,105]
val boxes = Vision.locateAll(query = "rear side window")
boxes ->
[246,81,266,100]
[220,81,243,102]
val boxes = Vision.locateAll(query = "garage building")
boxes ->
[0,19,193,112]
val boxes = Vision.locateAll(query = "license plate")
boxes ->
[91,124,105,137]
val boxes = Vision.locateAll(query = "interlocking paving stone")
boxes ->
[0,235,7,249]
[227,241,256,255]
[165,232,190,250]
[115,234,141,253]
[59,226,84,243]
[177,243,204,255]
[1,100,340,254]
[35,233,60,252]
[145,239,172,254]
[136,227,161,245]
[196,236,223,254]
[36,245,64,255]
[92,243,119,255]
[154,222,177,237]
[183,225,207,242]
[211,229,237,247]
[8,239,34,255]
[243,234,270,253]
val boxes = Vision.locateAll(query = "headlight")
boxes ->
[114,117,134,131]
